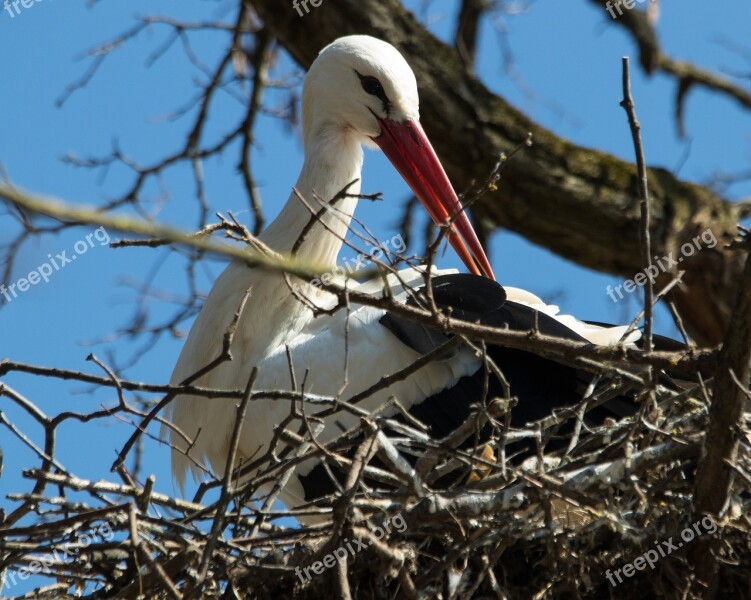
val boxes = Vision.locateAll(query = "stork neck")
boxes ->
[259,127,364,268]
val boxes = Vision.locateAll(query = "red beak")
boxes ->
[372,117,495,280]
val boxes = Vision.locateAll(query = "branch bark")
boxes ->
[588,0,751,113]
[691,233,751,596]
[454,0,488,71]
[248,0,743,345]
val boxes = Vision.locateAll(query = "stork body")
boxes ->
[163,36,637,511]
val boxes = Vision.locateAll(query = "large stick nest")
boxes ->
[2,352,750,599]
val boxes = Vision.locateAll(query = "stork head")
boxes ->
[303,35,494,280]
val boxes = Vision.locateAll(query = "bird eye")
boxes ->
[360,75,384,97]
[355,71,391,115]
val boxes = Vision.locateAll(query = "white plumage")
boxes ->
[162,35,636,511]
[166,265,482,507]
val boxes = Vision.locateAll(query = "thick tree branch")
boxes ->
[691,230,751,595]
[588,0,751,113]
[454,0,488,71]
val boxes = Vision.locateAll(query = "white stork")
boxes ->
[162,35,641,512]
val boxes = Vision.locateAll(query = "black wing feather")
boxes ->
[299,274,683,502]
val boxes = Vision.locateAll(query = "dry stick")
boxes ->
[87,354,127,409]
[128,502,183,600]
[1,384,63,527]
[0,359,340,405]
[620,56,654,353]
[0,409,62,472]
[20,469,209,513]
[111,287,251,473]
[110,214,251,248]
[189,368,257,596]
[0,184,324,279]
[415,397,507,480]
[238,27,271,236]
[620,58,663,478]
[2,502,125,539]
[691,230,751,596]
[615,271,685,346]
[0,187,717,373]
[336,558,353,600]
[245,415,327,539]
[300,435,379,595]
[291,180,359,255]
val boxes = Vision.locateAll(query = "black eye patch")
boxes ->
[360,75,383,96]
[355,71,391,115]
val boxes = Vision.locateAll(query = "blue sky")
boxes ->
[1,0,749,594]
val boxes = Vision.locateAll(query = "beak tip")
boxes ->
[377,116,495,282]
